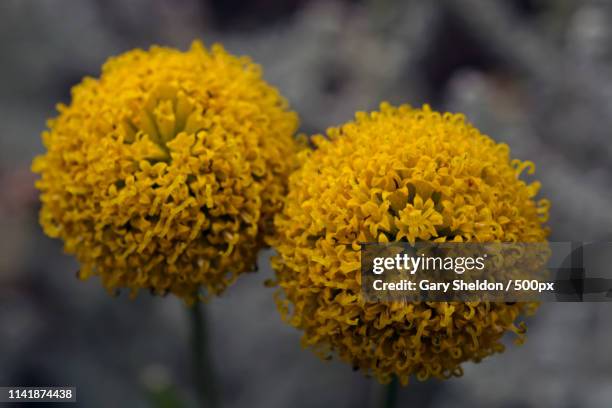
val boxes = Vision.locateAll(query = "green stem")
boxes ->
[382,376,398,408]
[190,302,218,408]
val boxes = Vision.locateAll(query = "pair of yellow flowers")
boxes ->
[33,41,549,385]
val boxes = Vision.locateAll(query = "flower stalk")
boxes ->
[382,376,398,408]
[190,302,218,408]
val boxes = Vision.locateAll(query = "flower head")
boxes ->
[269,103,549,384]
[32,41,299,304]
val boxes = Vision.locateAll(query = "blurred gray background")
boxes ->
[1,0,611,407]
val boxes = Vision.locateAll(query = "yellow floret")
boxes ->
[269,103,549,385]
[32,41,299,304]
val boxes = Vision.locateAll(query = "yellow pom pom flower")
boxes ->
[269,103,550,384]
[32,41,299,304]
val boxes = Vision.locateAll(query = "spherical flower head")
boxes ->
[32,41,299,304]
[269,103,550,385]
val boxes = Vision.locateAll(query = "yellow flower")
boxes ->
[32,41,299,304]
[396,196,443,245]
[269,103,550,384]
